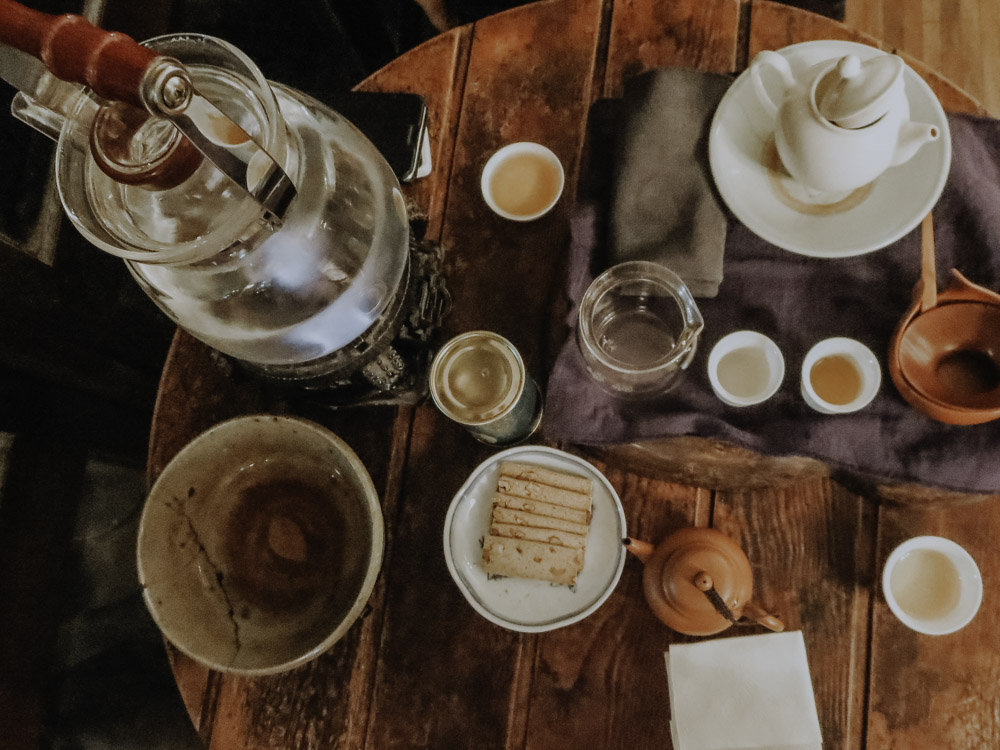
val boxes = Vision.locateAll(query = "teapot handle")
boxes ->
[749,50,796,120]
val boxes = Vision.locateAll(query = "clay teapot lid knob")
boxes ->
[693,571,714,591]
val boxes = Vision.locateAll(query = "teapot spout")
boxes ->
[891,121,940,167]
[622,537,656,564]
[742,601,785,632]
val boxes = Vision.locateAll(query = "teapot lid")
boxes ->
[817,53,905,129]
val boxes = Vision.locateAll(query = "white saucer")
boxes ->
[442,446,627,633]
[708,40,951,258]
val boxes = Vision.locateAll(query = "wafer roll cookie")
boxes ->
[498,462,593,494]
[489,522,587,549]
[496,476,592,513]
[490,506,590,536]
[482,535,584,585]
[492,492,589,525]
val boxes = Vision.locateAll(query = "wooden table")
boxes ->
[148,1,1000,747]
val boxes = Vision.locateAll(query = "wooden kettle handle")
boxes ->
[0,0,157,107]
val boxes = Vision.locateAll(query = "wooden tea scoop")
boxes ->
[0,0,296,216]
[920,212,938,313]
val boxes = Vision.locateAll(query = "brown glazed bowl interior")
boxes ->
[890,270,1000,424]
[897,302,1000,409]
[137,415,384,675]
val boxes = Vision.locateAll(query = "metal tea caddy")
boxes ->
[0,1,449,403]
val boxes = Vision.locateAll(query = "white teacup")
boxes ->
[800,337,881,413]
[707,330,785,407]
[882,536,983,635]
[481,142,565,221]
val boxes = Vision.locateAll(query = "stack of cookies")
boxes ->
[481,461,593,585]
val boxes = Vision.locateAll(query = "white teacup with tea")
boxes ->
[481,142,565,221]
[707,330,785,407]
[882,536,983,635]
[801,337,881,413]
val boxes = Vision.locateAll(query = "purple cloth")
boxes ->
[542,112,1000,493]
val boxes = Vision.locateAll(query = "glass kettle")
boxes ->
[0,3,414,389]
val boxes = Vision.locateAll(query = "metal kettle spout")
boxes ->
[891,120,940,167]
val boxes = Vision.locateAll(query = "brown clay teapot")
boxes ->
[624,527,784,636]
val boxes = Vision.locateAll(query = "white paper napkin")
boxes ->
[665,631,823,750]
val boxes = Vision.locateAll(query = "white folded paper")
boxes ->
[665,631,823,750]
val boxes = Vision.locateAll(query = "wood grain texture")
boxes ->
[713,478,875,749]
[147,331,264,485]
[748,0,888,59]
[363,407,526,750]
[357,27,473,241]
[437,0,605,373]
[523,467,709,749]
[846,0,1000,116]
[867,499,1000,749]
[603,0,741,96]
[361,6,609,743]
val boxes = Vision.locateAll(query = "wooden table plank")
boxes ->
[867,500,1000,749]
[357,28,474,239]
[435,0,605,371]
[523,471,710,749]
[748,0,890,58]
[362,2,611,746]
[603,0,741,97]
[713,478,875,749]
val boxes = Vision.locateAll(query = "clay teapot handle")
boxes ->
[938,269,1000,306]
[741,601,785,632]
[0,0,157,108]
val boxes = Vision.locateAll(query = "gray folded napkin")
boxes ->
[608,68,733,297]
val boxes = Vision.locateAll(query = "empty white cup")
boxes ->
[800,337,881,414]
[707,330,785,407]
[481,142,565,221]
[882,536,982,635]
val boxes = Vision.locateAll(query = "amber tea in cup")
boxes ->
[801,337,880,414]
[809,354,862,405]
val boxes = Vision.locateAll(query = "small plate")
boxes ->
[443,446,627,632]
[708,40,951,258]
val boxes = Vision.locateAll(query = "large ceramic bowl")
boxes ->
[138,415,383,675]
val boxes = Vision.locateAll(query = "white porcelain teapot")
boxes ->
[750,48,940,194]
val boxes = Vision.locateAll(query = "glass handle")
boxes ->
[11,91,63,141]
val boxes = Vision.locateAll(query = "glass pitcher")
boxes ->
[577,260,704,399]
[8,30,411,387]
